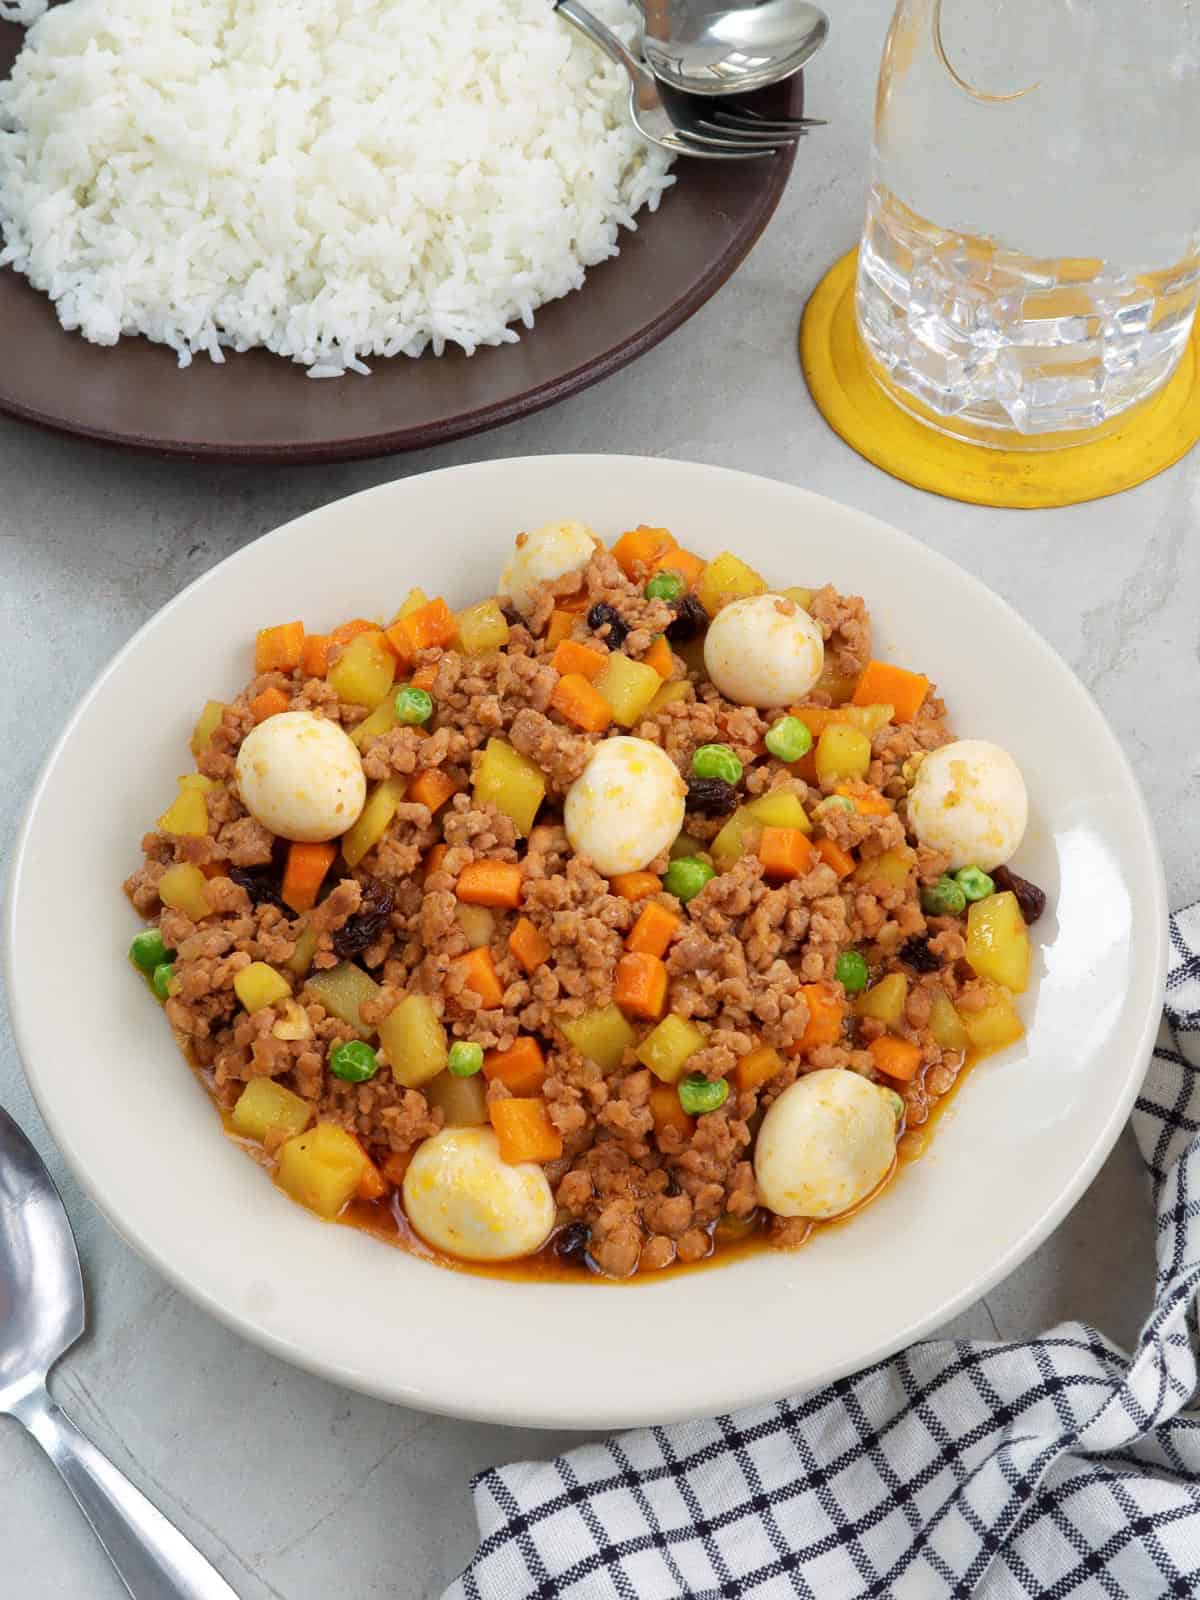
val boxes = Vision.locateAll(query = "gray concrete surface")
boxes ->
[2,3,1197,1595]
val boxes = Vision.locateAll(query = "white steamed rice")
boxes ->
[0,0,674,375]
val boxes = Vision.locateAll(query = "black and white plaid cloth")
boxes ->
[445,903,1200,1599]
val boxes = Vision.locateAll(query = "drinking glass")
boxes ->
[855,0,1200,449]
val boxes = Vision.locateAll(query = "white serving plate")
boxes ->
[5,455,1166,1429]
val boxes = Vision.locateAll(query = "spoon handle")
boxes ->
[14,1386,240,1599]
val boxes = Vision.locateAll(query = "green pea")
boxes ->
[920,875,966,917]
[834,950,869,994]
[151,962,175,1002]
[811,795,854,822]
[884,1089,905,1121]
[764,716,813,764]
[448,1041,484,1077]
[129,928,171,974]
[678,1073,730,1116]
[328,1039,379,1083]
[394,685,434,726]
[954,866,995,902]
[665,856,716,903]
[691,744,743,784]
[644,572,684,602]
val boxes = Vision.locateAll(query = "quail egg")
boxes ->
[499,520,597,614]
[564,736,687,876]
[906,739,1028,872]
[235,710,366,842]
[703,594,825,708]
[403,1127,556,1262]
[754,1069,899,1220]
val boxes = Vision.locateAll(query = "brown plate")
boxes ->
[0,17,800,463]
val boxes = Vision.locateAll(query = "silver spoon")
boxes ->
[639,0,829,97]
[0,1105,240,1600]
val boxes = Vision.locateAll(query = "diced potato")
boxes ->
[670,830,706,860]
[391,587,429,623]
[594,653,662,728]
[852,846,916,888]
[855,972,908,1030]
[424,1070,488,1127]
[190,700,225,758]
[927,991,969,1053]
[378,994,448,1088]
[272,998,315,1041]
[350,699,399,751]
[675,636,709,682]
[697,552,767,617]
[304,962,382,1038]
[158,863,212,921]
[745,784,812,835]
[636,1014,707,1084]
[711,807,762,874]
[782,586,814,611]
[472,737,545,837]
[646,678,692,718]
[177,773,218,793]
[231,1078,312,1143]
[455,903,496,949]
[157,787,208,837]
[815,724,872,783]
[328,631,395,709]
[341,776,407,869]
[276,1122,368,1219]
[234,961,292,1014]
[966,891,1031,994]
[285,921,320,977]
[960,983,1025,1055]
[560,1003,636,1072]
[457,599,511,656]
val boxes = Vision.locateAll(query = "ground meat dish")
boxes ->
[125,524,1040,1280]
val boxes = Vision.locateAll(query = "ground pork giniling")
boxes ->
[125,531,1033,1280]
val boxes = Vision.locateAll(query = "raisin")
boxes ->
[686,776,738,815]
[228,865,289,914]
[991,865,1047,925]
[899,936,941,973]
[586,602,628,649]
[332,877,394,960]
[555,1222,591,1266]
[666,593,708,644]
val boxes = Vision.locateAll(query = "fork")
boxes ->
[555,0,791,159]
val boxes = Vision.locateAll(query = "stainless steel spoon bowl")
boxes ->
[640,0,829,97]
[0,1105,240,1599]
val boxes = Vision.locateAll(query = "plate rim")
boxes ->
[4,454,1168,1428]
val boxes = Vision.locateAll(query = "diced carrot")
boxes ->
[626,902,681,958]
[482,1036,546,1095]
[489,1098,563,1164]
[424,843,449,881]
[610,871,662,901]
[758,826,817,880]
[852,661,930,724]
[409,768,460,814]
[250,685,291,723]
[550,672,613,733]
[552,639,607,680]
[456,860,523,909]
[281,841,338,914]
[836,783,892,817]
[546,610,576,649]
[199,861,227,880]
[612,525,677,578]
[648,547,707,589]
[648,1084,695,1142]
[255,622,305,674]
[509,916,552,974]
[791,749,820,785]
[555,591,591,614]
[356,1152,388,1202]
[614,952,668,1020]
[793,982,847,1054]
[331,619,379,647]
[385,598,457,662]
[456,946,504,1009]
[735,1044,785,1094]
[411,665,439,692]
[815,836,856,880]
[642,635,674,678]
[380,1149,414,1187]
[789,705,845,738]
[868,1034,923,1082]
[301,634,332,677]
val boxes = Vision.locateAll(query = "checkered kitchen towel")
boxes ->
[446,903,1200,1599]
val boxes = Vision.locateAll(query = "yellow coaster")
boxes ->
[801,249,1200,510]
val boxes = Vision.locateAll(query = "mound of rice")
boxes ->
[0,0,674,375]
